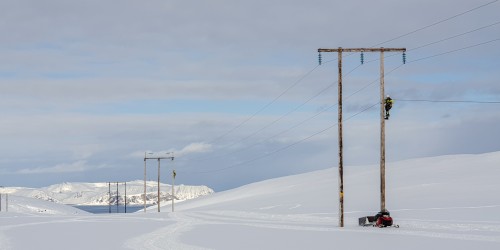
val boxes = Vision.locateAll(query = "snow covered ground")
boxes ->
[1,152,499,249]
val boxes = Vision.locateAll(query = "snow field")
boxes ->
[1,151,499,249]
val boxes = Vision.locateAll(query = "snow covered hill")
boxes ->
[6,180,214,206]
[0,196,89,215]
[167,151,500,249]
[177,151,500,215]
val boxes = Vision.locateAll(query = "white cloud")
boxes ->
[176,142,213,157]
[16,161,106,175]
[129,142,213,159]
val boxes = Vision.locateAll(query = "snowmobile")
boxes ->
[358,209,399,228]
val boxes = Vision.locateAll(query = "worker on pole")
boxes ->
[384,95,394,120]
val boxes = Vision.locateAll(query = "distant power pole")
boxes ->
[157,158,161,212]
[108,182,111,213]
[172,169,176,212]
[116,182,119,213]
[318,47,406,227]
[124,182,127,213]
[144,153,147,213]
[144,152,174,213]
[171,154,176,212]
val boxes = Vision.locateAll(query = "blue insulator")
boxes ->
[402,52,406,64]
[318,52,322,65]
[361,52,364,64]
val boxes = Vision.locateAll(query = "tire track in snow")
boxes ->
[180,211,500,243]
[124,213,212,250]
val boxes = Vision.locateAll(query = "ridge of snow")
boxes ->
[7,181,214,206]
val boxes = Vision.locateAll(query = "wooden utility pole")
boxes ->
[125,182,127,213]
[157,158,161,212]
[172,170,176,212]
[318,47,406,226]
[379,50,386,212]
[116,182,119,213]
[337,49,344,228]
[172,154,176,212]
[108,182,111,213]
[144,154,147,213]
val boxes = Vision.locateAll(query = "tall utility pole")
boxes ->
[337,49,344,228]
[318,47,406,226]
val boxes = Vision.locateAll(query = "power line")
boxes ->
[409,20,500,51]
[395,99,500,104]
[322,0,499,64]
[372,0,499,47]
[186,102,379,174]
[183,64,364,163]
[183,37,498,172]
[183,35,499,167]
[408,38,500,63]
[181,2,500,171]
[347,39,500,103]
[199,0,499,155]
[364,20,500,64]
[206,64,320,145]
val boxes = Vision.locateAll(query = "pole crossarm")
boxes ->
[318,48,406,53]
[144,156,174,160]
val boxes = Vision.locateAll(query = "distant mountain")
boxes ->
[8,180,214,206]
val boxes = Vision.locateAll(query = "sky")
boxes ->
[0,0,499,191]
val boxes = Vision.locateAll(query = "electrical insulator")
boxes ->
[402,52,406,64]
[360,52,364,64]
[318,52,322,65]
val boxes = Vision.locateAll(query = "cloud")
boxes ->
[129,142,213,159]
[16,161,106,175]
[1,0,499,190]
[176,142,213,157]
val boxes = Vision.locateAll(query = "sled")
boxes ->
[358,216,377,226]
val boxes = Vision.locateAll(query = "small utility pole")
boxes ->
[116,182,119,213]
[172,169,176,212]
[5,194,7,212]
[0,193,2,212]
[124,182,127,213]
[144,153,147,213]
[157,158,161,212]
[317,47,406,226]
[108,182,111,213]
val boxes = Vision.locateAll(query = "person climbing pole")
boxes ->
[384,95,394,120]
